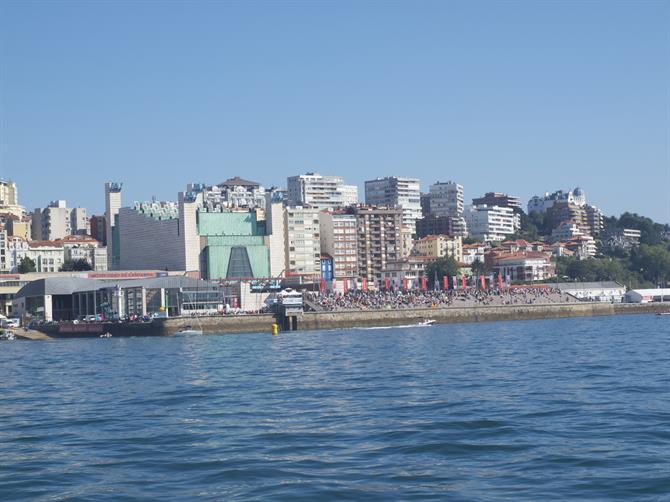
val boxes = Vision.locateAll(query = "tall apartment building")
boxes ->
[584,204,604,236]
[364,177,422,232]
[472,192,521,210]
[0,180,24,217]
[464,205,518,242]
[319,211,358,280]
[284,206,321,278]
[428,181,464,218]
[352,206,402,283]
[89,215,106,245]
[31,201,89,241]
[0,226,7,271]
[287,173,358,209]
[427,181,467,236]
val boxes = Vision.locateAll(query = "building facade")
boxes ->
[413,234,463,262]
[364,176,422,232]
[319,211,358,280]
[464,205,518,242]
[32,201,89,241]
[284,206,321,279]
[352,206,402,283]
[472,192,521,210]
[287,173,358,209]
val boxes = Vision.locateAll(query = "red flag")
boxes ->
[443,276,449,290]
[362,277,368,292]
[421,276,427,291]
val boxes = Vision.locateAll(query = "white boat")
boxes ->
[418,319,436,326]
[99,332,113,338]
[657,312,670,316]
[177,325,203,335]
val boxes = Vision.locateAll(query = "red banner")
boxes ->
[480,275,486,289]
[443,276,449,290]
[497,274,503,289]
[461,276,466,289]
[385,277,391,290]
[343,279,348,293]
[320,278,326,294]
[403,277,409,291]
[421,276,427,291]
[362,277,368,292]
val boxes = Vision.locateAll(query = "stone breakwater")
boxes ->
[25,303,668,339]
[162,302,667,334]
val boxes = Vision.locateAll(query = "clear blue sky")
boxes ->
[1,1,668,222]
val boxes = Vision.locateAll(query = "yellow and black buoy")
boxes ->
[271,323,279,336]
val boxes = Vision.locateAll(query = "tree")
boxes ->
[60,259,93,272]
[425,256,461,288]
[470,258,487,277]
[18,256,36,274]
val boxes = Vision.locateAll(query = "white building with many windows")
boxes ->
[284,206,321,279]
[464,205,518,242]
[364,176,422,232]
[287,173,358,209]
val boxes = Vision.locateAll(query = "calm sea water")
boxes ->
[1,314,669,501]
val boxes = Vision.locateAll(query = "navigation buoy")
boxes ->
[271,323,279,336]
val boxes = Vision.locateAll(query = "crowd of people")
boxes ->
[306,286,575,311]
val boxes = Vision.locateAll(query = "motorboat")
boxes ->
[657,312,670,316]
[177,325,203,335]
[99,332,113,338]
[417,319,436,326]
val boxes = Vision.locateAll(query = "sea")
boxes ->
[1,314,669,501]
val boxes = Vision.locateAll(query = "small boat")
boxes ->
[0,331,16,341]
[657,312,670,316]
[177,325,203,335]
[417,319,436,326]
[99,332,113,338]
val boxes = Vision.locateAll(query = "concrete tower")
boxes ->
[105,182,122,270]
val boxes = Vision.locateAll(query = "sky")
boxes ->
[1,0,668,222]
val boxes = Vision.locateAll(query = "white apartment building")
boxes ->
[8,237,65,273]
[319,211,358,280]
[284,206,321,278]
[428,181,464,218]
[32,201,89,241]
[0,180,24,218]
[527,187,586,214]
[287,173,358,209]
[61,235,108,271]
[552,220,584,240]
[464,205,518,242]
[364,177,422,232]
[462,244,486,265]
[0,227,7,271]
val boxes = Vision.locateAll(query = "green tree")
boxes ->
[60,259,93,272]
[425,256,461,288]
[470,258,487,277]
[18,256,36,273]
[631,244,670,285]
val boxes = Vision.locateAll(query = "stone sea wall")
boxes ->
[158,303,668,335]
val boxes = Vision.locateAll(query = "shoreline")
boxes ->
[19,302,669,339]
